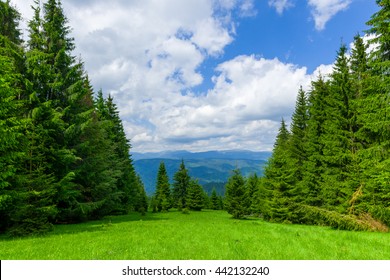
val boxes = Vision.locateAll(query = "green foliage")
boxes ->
[210,188,220,210]
[300,205,388,232]
[0,0,145,235]
[186,179,205,211]
[225,169,247,219]
[154,161,171,211]
[172,160,191,209]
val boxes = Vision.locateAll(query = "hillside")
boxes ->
[133,150,269,195]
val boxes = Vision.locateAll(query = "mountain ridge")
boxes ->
[132,150,271,195]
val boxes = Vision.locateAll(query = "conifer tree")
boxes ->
[103,95,141,212]
[245,173,259,214]
[289,87,309,184]
[154,161,171,211]
[134,175,148,215]
[360,1,390,224]
[263,119,295,222]
[186,179,205,211]
[0,4,25,231]
[210,188,220,210]
[172,160,191,209]
[320,44,355,211]
[301,76,330,207]
[225,169,247,219]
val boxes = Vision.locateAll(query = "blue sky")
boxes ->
[12,0,379,152]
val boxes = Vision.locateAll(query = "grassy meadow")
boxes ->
[1,210,389,260]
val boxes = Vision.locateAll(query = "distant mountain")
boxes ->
[132,150,270,195]
[132,150,271,161]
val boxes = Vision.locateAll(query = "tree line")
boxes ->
[224,0,390,232]
[0,0,147,236]
[151,160,224,213]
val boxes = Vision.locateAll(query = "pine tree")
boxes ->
[301,76,330,207]
[245,173,259,214]
[186,179,205,211]
[134,175,148,215]
[359,1,390,224]
[250,177,270,219]
[289,87,309,184]
[225,169,247,219]
[103,95,140,212]
[263,119,295,222]
[210,188,219,210]
[172,160,191,209]
[0,3,25,231]
[320,44,355,211]
[154,161,171,211]
[0,0,22,45]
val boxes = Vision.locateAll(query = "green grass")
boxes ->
[1,210,389,260]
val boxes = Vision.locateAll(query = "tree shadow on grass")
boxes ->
[0,212,169,240]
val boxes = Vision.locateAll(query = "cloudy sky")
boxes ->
[11,0,378,152]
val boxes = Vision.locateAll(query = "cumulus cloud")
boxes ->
[268,0,295,15]
[10,0,336,152]
[308,0,352,30]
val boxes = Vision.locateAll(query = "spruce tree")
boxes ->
[0,4,25,231]
[210,188,219,210]
[245,173,259,214]
[172,160,191,209]
[360,1,390,224]
[289,87,309,184]
[301,76,330,207]
[263,119,296,222]
[320,44,355,211]
[225,169,247,219]
[154,161,171,211]
[186,179,205,211]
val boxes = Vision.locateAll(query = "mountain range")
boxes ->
[132,150,271,195]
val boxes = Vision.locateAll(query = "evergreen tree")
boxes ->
[154,161,171,211]
[250,177,270,219]
[210,188,220,210]
[289,87,309,185]
[134,175,148,215]
[0,0,22,45]
[0,3,25,231]
[245,173,259,214]
[320,44,355,211]
[186,179,205,211]
[263,119,295,222]
[172,160,191,209]
[225,169,247,219]
[301,76,330,207]
[359,2,390,224]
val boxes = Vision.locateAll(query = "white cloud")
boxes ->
[10,0,337,152]
[268,0,295,15]
[308,0,352,30]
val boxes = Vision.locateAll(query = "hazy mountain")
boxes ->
[132,150,271,161]
[132,150,270,195]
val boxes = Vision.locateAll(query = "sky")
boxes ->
[11,0,379,153]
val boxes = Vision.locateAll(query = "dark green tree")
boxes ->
[172,160,191,209]
[320,44,355,211]
[245,173,259,214]
[225,169,247,219]
[210,188,220,210]
[301,76,330,207]
[154,161,171,211]
[186,179,205,211]
[263,119,296,222]
[0,9,26,231]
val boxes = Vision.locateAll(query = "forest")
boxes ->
[1,0,389,237]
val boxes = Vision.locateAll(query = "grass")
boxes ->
[0,210,389,260]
